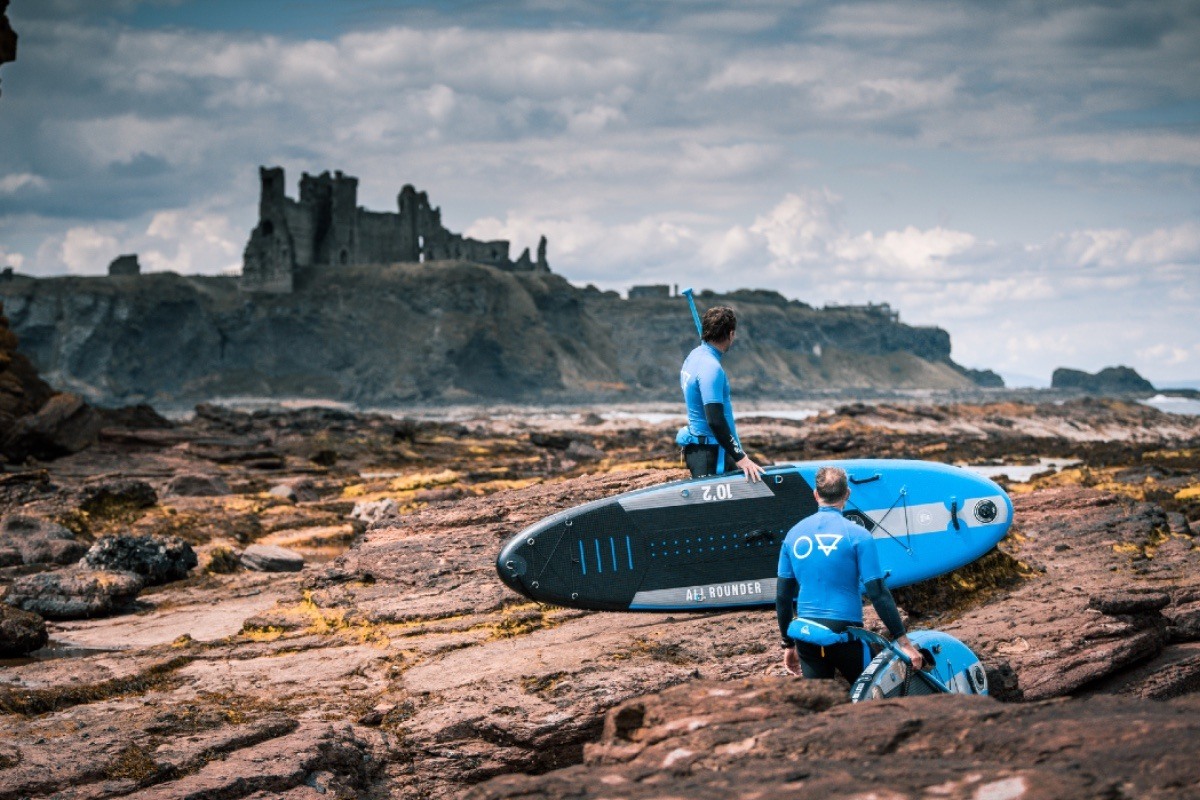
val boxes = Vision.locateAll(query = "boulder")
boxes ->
[81,534,197,586]
[0,302,54,425]
[1,392,100,462]
[0,514,87,565]
[268,484,297,502]
[267,477,320,503]
[0,602,47,657]
[3,568,143,619]
[79,478,157,514]
[165,472,231,497]
[565,439,605,461]
[95,403,174,429]
[201,543,241,574]
[241,544,304,572]
[350,498,400,530]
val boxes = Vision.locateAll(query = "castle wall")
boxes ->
[457,238,510,266]
[241,166,548,293]
[283,200,315,269]
[357,210,403,265]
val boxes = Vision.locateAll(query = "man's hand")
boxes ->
[737,455,764,482]
[783,644,801,676]
[895,635,924,671]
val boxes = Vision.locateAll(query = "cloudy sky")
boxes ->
[1,0,1198,386]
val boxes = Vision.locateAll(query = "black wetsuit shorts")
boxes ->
[793,618,872,683]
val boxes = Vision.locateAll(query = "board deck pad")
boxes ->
[496,459,1013,612]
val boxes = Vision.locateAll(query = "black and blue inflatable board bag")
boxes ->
[849,629,989,701]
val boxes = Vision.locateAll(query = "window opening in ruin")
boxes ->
[418,235,425,263]
[339,249,348,265]
[262,220,274,236]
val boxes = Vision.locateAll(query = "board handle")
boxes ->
[849,473,881,485]
[949,498,961,531]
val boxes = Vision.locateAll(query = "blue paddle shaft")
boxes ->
[681,287,702,339]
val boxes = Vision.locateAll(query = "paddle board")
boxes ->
[496,459,1013,612]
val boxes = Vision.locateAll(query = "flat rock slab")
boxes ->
[468,677,1200,800]
[49,587,284,649]
[241,544,304,572]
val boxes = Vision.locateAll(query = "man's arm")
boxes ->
[703,402,763,481]
[775,576,799,643]
[864,578,924,670]
[776,575,801,675]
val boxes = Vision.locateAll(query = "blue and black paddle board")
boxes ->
[496,459,1013,612]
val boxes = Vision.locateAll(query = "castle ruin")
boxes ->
[241,166,549,293]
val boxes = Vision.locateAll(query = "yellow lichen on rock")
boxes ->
[389,470,461,492]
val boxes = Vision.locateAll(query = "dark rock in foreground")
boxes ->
[3,568,143,619]
[79,478,157,514]
[165,472,231,497]
[469,677,1200,800]
[81,534,197,586]
[0,514,87,566]
[0,602,46,656]
[1052,365,1155,394]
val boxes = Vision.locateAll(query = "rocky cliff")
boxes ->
[0,265,996,406]
[1052,365,1155,394]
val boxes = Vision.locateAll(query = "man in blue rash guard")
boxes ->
[776,465,923,680]
[679,306,764,482]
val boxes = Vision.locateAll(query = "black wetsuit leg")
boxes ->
[683,445,737,478]
[796,639,869,683]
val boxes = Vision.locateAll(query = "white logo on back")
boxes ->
[792,536,814,559]
[815,534,843,556]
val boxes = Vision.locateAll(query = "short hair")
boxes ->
[701,306,737,343]
[815,466,849,503]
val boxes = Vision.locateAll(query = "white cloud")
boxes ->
[0,247,25,270]
[0,173,49,194]
[1137,343,1192,367]
[1127,223,1200,264]
[705,59,824,91]
[1045,222,1200,270]
[748,190,842,265]
[60,227,121,275]
[140,211,242,274]
[814,76,962,116]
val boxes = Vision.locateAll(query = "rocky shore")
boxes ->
[1,397,1199,798]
